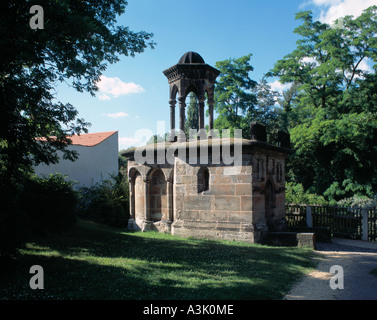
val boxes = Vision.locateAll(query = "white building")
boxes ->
[34,131,119,188]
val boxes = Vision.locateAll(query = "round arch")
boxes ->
[149,168,168,223]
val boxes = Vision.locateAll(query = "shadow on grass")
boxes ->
[0,220,317,300]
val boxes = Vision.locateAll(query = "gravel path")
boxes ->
[285,238,377,300]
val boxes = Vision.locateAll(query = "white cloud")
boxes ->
[97,75,145,100]
[312,0,342,6]
[358,58,374,74]
[103,112,129,119]
[300,56,319,66]
[119,137,144,149]
[269,80,292,94]
[310,0,376,24]
[98,94,111,101]
[344,57,374,80]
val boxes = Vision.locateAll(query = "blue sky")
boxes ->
[54,0,376,151]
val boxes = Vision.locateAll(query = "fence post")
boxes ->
[362,209,368,241]
[306,206,313,228]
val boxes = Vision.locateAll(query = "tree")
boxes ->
[185,92,199,138]
[277,82,299,130]
[252,76,283,143]
[0,0,154,252]
[213,54,257,138]
[1,1,154,181]
[269,6,377,200]
[146,134,167,145]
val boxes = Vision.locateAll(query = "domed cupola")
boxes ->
[178,51,205,64]
[163,52,220,142]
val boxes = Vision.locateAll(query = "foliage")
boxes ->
[285,182,328,205]
[185,92,199,138]
[78,173,130,228]
[1,0,154,178]
[118,154,128,172]
[22,174,79,233]
[213,54,257,138]
[0,173,79,255]
[337,194,377,209]
[213,56,286,143]
[1,0,153,253]
[252,77,285,143]
[269,6,377,199]
[146,133,167,145]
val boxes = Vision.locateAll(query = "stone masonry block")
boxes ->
[199,210,229,221]
[235,184,252,196]
[182,175,197,185]
[297,233,316,249]
[184,195,212,210]
[241,196,253,212]
[228,211,252,223]
[212,196,241,211]
[230,175,252,184]
[211,184,235,195]
[180,210,200,220]
[210,174,232,184]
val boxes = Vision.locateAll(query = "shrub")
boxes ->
[337,194,377,209]
[285,182,328,205]
[0,173,79,255]
[323,180,374,205]
[78,173,129,228]
[22,174,79,235]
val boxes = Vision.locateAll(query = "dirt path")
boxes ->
[285,238,377,300]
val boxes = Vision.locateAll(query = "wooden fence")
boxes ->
[285,204,377,241]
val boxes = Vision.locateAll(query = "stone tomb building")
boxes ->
[122,52,291,243]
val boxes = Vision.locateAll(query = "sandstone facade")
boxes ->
[123,138,290,243]
[121,52,291,243]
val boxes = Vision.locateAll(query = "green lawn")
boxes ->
[0,219,317,300]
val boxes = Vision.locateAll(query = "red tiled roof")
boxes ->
[37,131,117,147]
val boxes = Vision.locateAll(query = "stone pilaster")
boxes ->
[169,99,176,142]
[178,96,186,142]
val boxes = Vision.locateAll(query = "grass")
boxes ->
[0,219,318,300]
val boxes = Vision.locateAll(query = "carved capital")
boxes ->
[198,95,206,104]
[177,95,186,104]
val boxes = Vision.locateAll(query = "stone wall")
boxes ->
[250,147,287,230]
[171,154,258,242]
[125,141,289,243]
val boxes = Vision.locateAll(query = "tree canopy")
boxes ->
[269,5,377,200]
[1,0,155,185]
[213,54,257,138]
[213,55,284,143]
[185,92,199,138]
[212,6,377,202]
[0,0,155,252]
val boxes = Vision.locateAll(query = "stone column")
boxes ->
[127,177,135,230]
[178,96,186,142]
[166,179,172,233]
[198,95,207,140]
[169,99,176,142]
[198,95,205,130]
[143,178,152,231]
[208,100,214,127]
[207,88,215,139]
